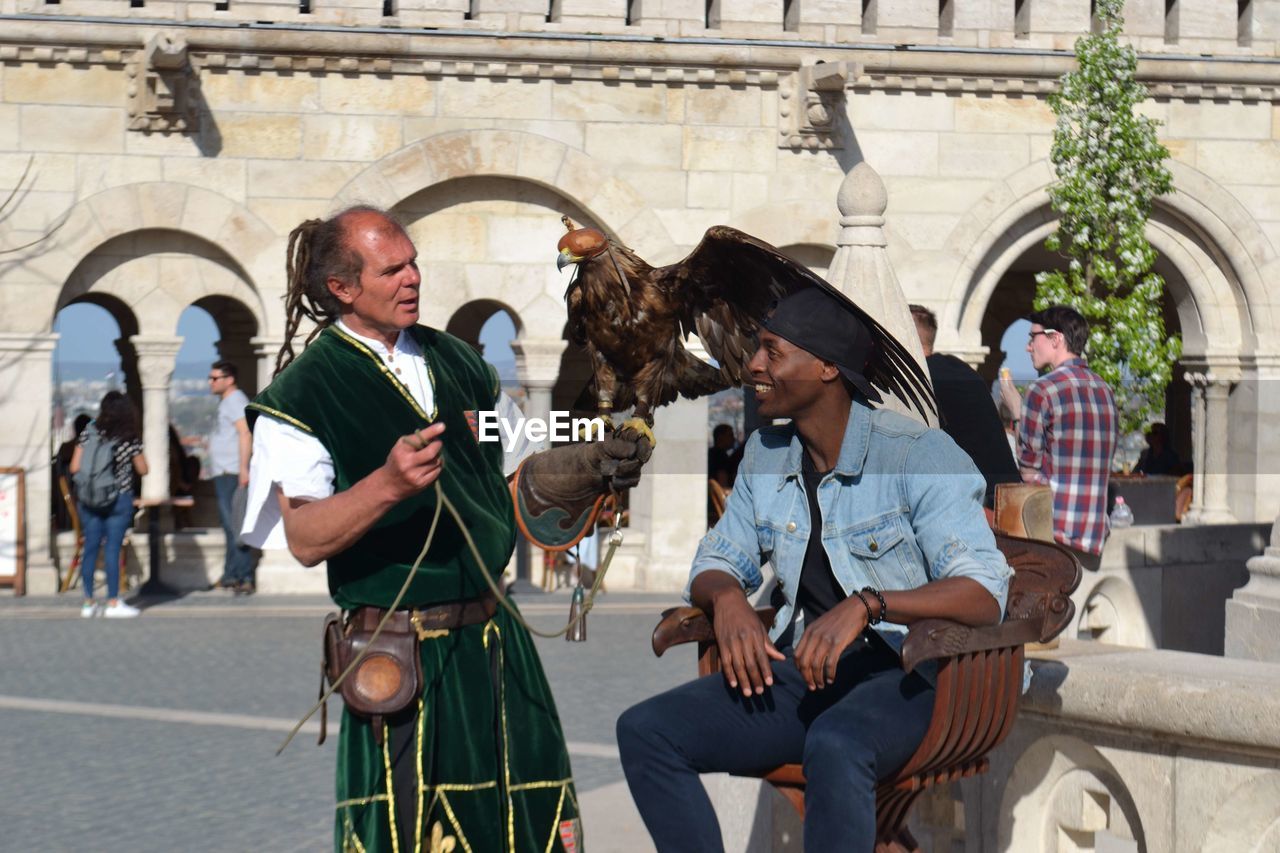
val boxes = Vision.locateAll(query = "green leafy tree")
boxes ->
[1035,0,1180,436]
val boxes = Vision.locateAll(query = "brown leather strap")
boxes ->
[348,590,498,634]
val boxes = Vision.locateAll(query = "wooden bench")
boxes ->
[650,533,1081,852]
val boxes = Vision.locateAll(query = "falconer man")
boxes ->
[240,206,649,852]
[616,286,1012,852]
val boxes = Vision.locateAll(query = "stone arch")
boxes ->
[1202,771,1280,853]
[335,128,677,260]
[55,230,265,340]
[445,298,524,352]
[27,183,278,336]
[938,159,1271,358]
[999,734,1147,852]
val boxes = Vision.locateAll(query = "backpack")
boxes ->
[73,424,121,513]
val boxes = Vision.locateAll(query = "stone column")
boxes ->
[509,338,567,590]
[624,335,711,591]
[1183,368,1236,525]
[510,337,566,438]
[0,332,59,593]
[130,335,184,503]
[250,336,284,394]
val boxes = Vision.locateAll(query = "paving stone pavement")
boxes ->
[0,590,692,852]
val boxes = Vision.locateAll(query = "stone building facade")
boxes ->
[3,0,1280,597]
[6,2,1280,849]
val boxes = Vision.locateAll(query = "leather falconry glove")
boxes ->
[511,434,652,551]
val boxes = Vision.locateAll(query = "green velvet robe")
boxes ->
[249,325,581,853]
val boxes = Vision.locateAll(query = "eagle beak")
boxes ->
[556,249,577,271]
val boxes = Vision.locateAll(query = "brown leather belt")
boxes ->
[348,590,498,639]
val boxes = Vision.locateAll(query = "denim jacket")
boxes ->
[686,400,1013,650]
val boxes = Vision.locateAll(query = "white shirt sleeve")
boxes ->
[497,391,544,478]
[239,417,335,551]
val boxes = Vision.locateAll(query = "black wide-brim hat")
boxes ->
[762,274,936,421]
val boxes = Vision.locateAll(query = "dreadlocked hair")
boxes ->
[275,205,385,377]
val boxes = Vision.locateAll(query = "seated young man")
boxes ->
[616,287,1013,853]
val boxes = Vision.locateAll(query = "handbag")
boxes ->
[993,482,1054,542]
[320,610,423,744]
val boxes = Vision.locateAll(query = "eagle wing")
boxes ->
[656,226,936,421]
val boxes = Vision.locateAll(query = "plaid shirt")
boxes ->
[1016,358,1117,555]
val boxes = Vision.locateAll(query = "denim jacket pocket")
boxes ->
[842,512,914,588]
[755,522,775,563]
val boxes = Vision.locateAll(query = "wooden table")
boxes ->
[136,496,196,597]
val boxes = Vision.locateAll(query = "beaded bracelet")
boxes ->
[861,586,887,625]
[851,589,875,625]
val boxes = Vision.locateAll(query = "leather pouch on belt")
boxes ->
[320,612,423,745]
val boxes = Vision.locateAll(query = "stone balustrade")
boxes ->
[2,0,1275,56]
[943,642,1280,852]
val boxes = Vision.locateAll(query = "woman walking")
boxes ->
[70,391,148,618]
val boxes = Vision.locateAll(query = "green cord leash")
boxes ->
[276,481,621,755]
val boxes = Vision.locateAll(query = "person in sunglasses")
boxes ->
[1000,305,1118,571]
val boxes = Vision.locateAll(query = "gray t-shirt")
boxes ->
[208,388,249,477]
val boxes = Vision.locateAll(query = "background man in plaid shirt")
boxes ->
[1000,305,1117,571]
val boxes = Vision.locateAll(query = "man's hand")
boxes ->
[380,422,446,501]
[793,595,870,691]
[239,468,250,488]
[710,586,786,697]
[595,433,652,491]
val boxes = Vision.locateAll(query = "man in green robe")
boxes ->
[241,207,646,852]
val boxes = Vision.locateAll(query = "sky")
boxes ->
[52,302,1032,383]
[51,303,520,382]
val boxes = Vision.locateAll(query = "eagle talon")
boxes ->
[617,418,656,448]
[579,413,613,440]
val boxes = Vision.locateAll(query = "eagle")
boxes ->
[555,216,935,444]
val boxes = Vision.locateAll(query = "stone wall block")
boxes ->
[243,198,326,237]
[163,157,248,202]
[199,71,321,113]
[302,114,403,161]
[584,123,683,168]
[439,77,552,120]
[1167,100,1271,140]
[177,191,238,244]
[215,113,303,159]
[319,74,436,115]
[939,132,1030,177]
[515,133,569,188]
[3,63,122,107]
[375,144,434,203]
[953,96,1055,134]
[682,125,776,172]
[551,81,667,123]
[1195,140,1280,187]
[953,0,1012,30]
[875,0,935,28]
[847,90,956,132]
[686,170,732,209]
[21,104,123,154]
[682,85,763,126]
[1177,0,1239,41]
[65,154,155,198]
[853,130,939,177]
[134,183,191,231]
[885,176,990,214]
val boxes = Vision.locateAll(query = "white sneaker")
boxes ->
[102,600,141,619]
[80,601,99,619]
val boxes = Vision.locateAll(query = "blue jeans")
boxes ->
[79,491,135,600]
[616,640,936,853]
[213,475,254,584]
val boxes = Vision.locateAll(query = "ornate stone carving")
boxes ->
[126,33,200,133]
[778,61,854,150]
